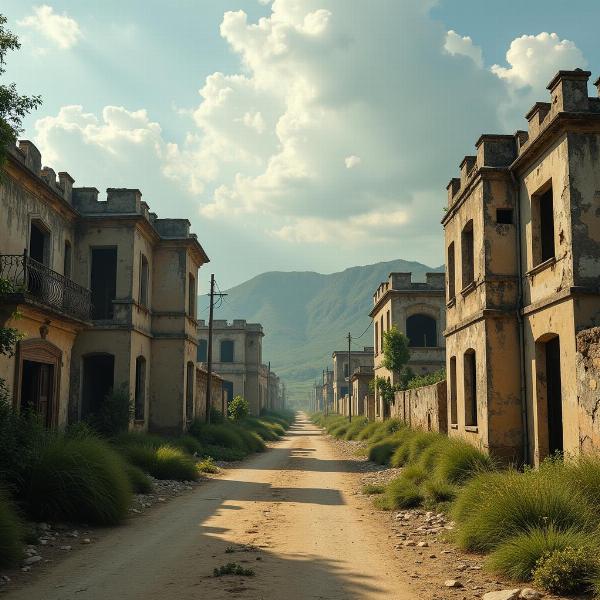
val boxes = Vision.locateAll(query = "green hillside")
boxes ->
[203,259,443,405]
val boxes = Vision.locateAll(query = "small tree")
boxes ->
[382,326,410,375]
[228,396,249,421]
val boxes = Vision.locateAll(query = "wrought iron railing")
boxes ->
[0,253,92,321]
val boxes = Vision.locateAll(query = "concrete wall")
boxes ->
[392,381,448,433]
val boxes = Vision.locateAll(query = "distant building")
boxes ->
[370,272,446,419]
[321,369,334,413]
[0,140,209,434]
[351,365,374,418]
[443,68,600,463]
[331,347,374,415]
[197,319,264,415]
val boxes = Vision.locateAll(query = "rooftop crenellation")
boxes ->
[373,271,445,304]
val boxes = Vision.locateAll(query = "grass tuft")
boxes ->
[376,475,424,510]
[197,457,219,474]
[0,493,23,566]
[124,463,154,494]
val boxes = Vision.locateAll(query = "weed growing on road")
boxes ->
[197,457,219,474]
[213,562,255,577]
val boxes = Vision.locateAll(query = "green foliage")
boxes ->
[381,326,410,374]
[344,417,368,440]
[200,445,246,462]
[373,376,395,405]
[356,421,385,441]
[86,384,132,437]
[0,493,22,566]
[434,439,495,485]
[368,419,403,443]
[533,546,599,595]
[23,436,132,525]
[228,395,249,421]
[119,443,199,481]
[486,526,596,582]
[376,476,424,510]
[197,457,219,474]
[406,369,446,390]
[422,479,457,504]
[368,434,404,465]
[124,463,154,494]
[0,15,42,168]
[232,426,266,453]
[213,562,255,577]
[190,422,248,451]
[406,431,439,464]
[362,483,385,495]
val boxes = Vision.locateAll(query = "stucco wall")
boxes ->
[576,327,600,453]
[391,381,448,433]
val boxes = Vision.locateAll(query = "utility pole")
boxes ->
[347,332,352,423]
[205,273,227,423]
[267,361,271,410]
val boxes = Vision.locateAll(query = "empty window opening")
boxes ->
[139,254,149,307]
[197,339,208,362]
[186,362,195,421]
[380,316,384,352]
[340,386,348,397]
[20,361,54,427]
[386,310,391,332]
[464,349,477,427]
[539,188,555,263]
[64,241,72,278]
[447,242,456,300]
[496,209,513,225]
[81,354,115,419]
[188,274,196,318]
[220,340,234,363]
[461,220,474,289]
[134,356,146,421]
[29,221,49,265]
[223,380,234,405]
[374,321,379,355]
[536,335,563,457]
[406,314,437,347]
[90,248,117,320]
[449,356,457,425]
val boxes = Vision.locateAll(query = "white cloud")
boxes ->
[444,30,483,67]
[345,155,361,169]
[18,5,82,50]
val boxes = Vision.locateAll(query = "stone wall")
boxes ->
[576,327,600,452]
[390,381,448,433]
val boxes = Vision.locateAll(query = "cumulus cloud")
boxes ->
[345,155,361,169]
[18,5,82,50]
[444,30,483,67]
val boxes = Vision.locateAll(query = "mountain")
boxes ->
[205,259,444,404]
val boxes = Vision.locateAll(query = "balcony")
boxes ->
[0,254,92,321]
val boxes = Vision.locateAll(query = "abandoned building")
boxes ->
[331,347,374,414]
[370,272,446,419]
[321,368,334,413]
[351,365,374,419]
[443,68,600,463]
[197,319,282,415]
[0,140,209,434]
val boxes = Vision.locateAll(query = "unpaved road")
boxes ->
[6,415,417,600]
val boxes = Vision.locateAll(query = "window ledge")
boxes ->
[446,297,456,309]
[450,423,458,430]
[526,256,556,278]
[460,281,476,298]
[464,425,479,433]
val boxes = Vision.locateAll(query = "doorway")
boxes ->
[81,354,115,419]
[544,336,563,455]
[20,361,54,426]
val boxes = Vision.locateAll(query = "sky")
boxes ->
[3,0,600,291]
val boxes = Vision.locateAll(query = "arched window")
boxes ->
[139,254,149,307]
[134,356,146,421]
[406,314,437,347]
[464,349,477,426]
[220,340,234,363]
[197,339,208,362]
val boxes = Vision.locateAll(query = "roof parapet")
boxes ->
[459,155,476,188]
[547,68,591,112]
[475,134,517,168]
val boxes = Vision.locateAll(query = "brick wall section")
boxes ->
[391,381,448,433]
[576,327,600,452]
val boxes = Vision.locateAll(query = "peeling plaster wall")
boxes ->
[392,381,448,433]
[576,327,600,452]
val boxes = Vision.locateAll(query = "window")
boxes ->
[29,220,50,265]
[449,356,457,425]
[374,321,379,355]
[90,248,117,320]
[538,187,555,263]
[496,208,513,225]
[386,310,391,332]
[188,274,196,318]
[340,386,348,397]
[461,220,474,289]
[406,314,437,347]
[197,339,207,362]
[139,254,149,307]
[81,354,115,419]
[380,316,384,352]
[447,242,455,301]
[134,356,146,421]
[64,241,72,278]
[186,361,195,421]
[220,340,234,363]
[464,349,477,427]
[223,380,234,404]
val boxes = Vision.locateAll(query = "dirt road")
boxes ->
[6,415,417,600]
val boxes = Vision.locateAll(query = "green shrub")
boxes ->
[407,431,440,463]
[562,455,600,507]
[406,369,446,390]
[232,426,266,453]
[23,436,132,525]
[368,434,403,465]
[150,446,199,481]
[242,418,284,441]
[452,468,596,552]
[416,437,449,471]
[0,494,23,566]
[362,483,385,495]
[434,439,495,485]
[533,546,599,595]
[376,476,424,510]
[228,396,249,421]
[190,422,248,451]
[356,421,385,441]
[213,562,255,577]
[197,457,219,474]
[170,435,203,455]
[200,445,246,462]
[86,384,132,437]
[344,418,368,440]
[368,419,403,443]
[329,422,350,438]
[401,464,428,485]
[389,428,418,467]
[486,526,596,582]
[124,463,154,494]
[423,478,457,504]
